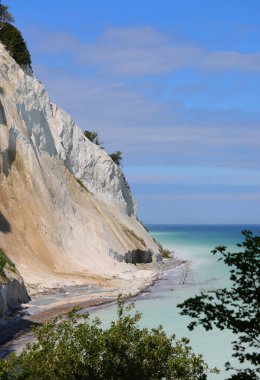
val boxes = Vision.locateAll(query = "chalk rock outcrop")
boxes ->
[0,42,159,293]
[0,268,30,319]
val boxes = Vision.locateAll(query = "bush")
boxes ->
[0,23,31,66]
[84,130,103,148]
[109,150,122,167]
[0,297,217,379]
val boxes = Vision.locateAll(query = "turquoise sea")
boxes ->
[90,224,259,380]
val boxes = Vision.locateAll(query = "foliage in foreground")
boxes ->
[0,297,217,380]
[178,230,260,380]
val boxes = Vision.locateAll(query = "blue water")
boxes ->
[89,225,259,379]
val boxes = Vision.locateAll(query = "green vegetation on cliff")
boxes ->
[152,237,172,258]
[122,225,146,247]
[84,130,103,148]
[0,3,31,66]
[0,23,31,66]
[0,248,15,282]
[0,3,14,24]
[84,130,123,167]
[109,150,122,167]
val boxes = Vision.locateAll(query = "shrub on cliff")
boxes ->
[152,237,172,258]
[84,130,103,148]
[109,150,122,167]
[0,23,31,66]
[0,248,15,282]
[83,131,124,168]
[0,297,217,379]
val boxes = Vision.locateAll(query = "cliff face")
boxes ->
[0,42,159,293]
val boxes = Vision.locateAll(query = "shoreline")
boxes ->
[0,257,186,356]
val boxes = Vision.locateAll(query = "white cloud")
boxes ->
[28,23,260,169]
[80,44,203,76]
[99,27,167,45]
[125,168,260,186]
[34,63,260,168]
[138,193,260,201]
[203,51,260,72]
[30,26,260,75]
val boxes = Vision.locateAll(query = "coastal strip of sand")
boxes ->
[0,257,186,357]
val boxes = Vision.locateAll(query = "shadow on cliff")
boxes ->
[0,99,17,176]
[0,99,7,125]
[0,212,11,233]
[2,128,17,177]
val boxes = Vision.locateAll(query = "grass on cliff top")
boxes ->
[0,248,16,282]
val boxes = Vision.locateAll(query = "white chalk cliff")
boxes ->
[0,265,30,318]
[0,42,159,299]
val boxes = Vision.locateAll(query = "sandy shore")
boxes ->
[0,258,186,357]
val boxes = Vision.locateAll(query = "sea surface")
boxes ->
[89,224,259,380]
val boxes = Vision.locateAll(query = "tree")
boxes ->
[109,150,122,166]
[84,130,103,147]
[0,297,217,379]
[178,230,260,380]
[0,23,31,66]
[0,3,14,24]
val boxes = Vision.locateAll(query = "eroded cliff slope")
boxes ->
[0,42,159,294]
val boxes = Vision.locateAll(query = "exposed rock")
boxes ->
[50,105,136,216]
[0,269,30,319]
[0,42,160,292]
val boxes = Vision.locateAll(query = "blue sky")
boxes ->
[9,0,260,224]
